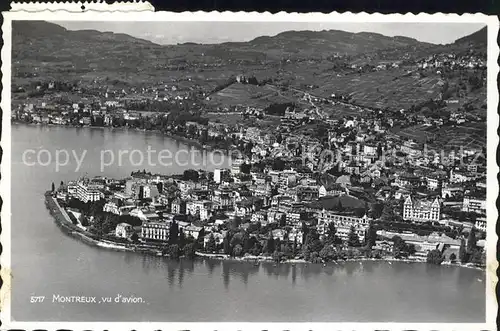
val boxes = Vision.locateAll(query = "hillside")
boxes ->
[454,26,487,45]
[12,21,435,85]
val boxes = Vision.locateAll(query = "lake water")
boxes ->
[10,124,486,322]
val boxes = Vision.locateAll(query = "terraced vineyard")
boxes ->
[392,122,486,153]
[312,70,445,111]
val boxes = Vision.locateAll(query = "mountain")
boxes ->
[454,26,487,45]
[11,21,436,84]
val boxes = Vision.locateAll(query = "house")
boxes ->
[462,189,486,215]
[171,199,186,214]
[373,240,394,253]
[115,223,133,238]
[474,217,487,232]
[184,225,204,239]
[426,173,445,191]
[251,210,267,224]
[441,183,463,200]
[318,183,346,197]
[203,232,224,249]
[186,200,213,220]
[403,196,441,223]
[296,185,319,201]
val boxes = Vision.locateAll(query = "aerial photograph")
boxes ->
[10,20,488,323]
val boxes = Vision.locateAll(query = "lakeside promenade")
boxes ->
[44,191,483,270]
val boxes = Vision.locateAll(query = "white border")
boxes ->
[1,6,498,331]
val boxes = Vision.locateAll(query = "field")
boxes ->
[392,122,486,153]
[310,70,445,110]
[205,83,294,109]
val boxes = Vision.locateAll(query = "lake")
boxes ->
[10,124,486,322]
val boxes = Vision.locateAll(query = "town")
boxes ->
[14,22,487,268]
[47,131,487,267]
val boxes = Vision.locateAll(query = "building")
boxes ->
[403,196,441,223]
[316,209,369,242]
[378,230,460,257]
[184,225,204,239]
[171,199,186,214]
[141,221,169,242]
[214,169,222,184]
[73,181,102,203]
[115,223,133,238]
[186,200,213,220]
[426,174,445,191]
[462,190,486,214]
[318,183,346,197]
[475,217,487,232]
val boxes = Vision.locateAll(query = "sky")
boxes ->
[53,21,485,45]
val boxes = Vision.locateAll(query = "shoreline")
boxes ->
[45,192,484,271]
[13,120,233,155]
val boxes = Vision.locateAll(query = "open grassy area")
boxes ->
[205,83,293,108]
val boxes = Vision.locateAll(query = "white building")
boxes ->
[403,196,441,223]
[141,221,169,242]
[462,191,487,214]
[115,223,133,238]
[72,182,102,203]
[316,209,369,242]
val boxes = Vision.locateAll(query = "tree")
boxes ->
[231,216,242,230]
[347,226,361,247]
[292,236,298,256]
[223,235,231,255]
[459,238,468,263]
[449,253,457,263]
[205,233,217,252]
[426,249,444,265]
[183,169,199,181]
[275,238,282,252]
[169,220,179,244]
[130,232,139,242]
[51,182,55,192]
[178,228,186,249]
[319,244,337,262]
[467,228,477,253]
[279,214,287,227]
[326,222,341,246]
[240,162,251,174]
[265,237,275,254]
[371,203,384,219]
[273,250,282,263]
[365,221,377,248]
[233,244,243,257]
[183,243,196,259]
[471,249,484,266]
[392,235,406,257]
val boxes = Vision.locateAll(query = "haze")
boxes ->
[53,21,485,45]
